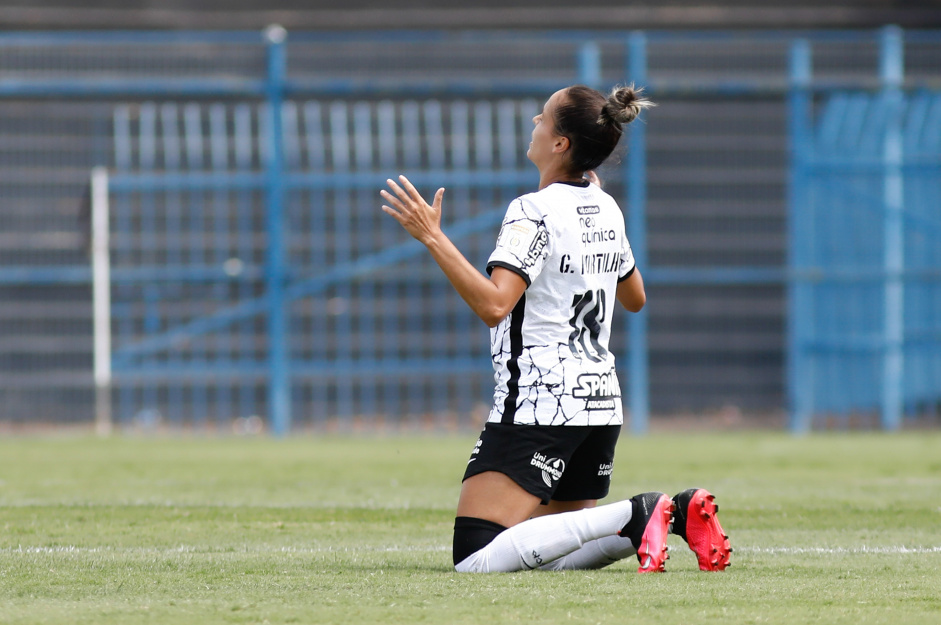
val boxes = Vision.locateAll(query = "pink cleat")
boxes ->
[618,492,674,573]
[672,488,732,571]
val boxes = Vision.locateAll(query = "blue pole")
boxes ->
[577,41,602,89]
[880,25,905,431]
[787,39,814,434]
[264,24,291,436]
[627,31,649,435]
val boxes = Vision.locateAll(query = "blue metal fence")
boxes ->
[1,27,940,432]
[789,27,941,431]
[106,96,540,433]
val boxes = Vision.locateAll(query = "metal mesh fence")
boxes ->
[0,29,938,430]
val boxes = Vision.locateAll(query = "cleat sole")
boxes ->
[680,489,732,572]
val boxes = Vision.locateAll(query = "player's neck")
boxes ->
[538,166,584,190]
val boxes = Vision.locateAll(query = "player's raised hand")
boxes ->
[380,175,446,246]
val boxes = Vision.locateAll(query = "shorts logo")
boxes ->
[598,462,613,477]
[468,438,483,464]
[531,452,565,488]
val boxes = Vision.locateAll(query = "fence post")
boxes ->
[577,41,602,89]
[880,25,905,431]
[91,166,113,437]
[264,24,291,436]
[626,31,649,435]
[787,39,814,434]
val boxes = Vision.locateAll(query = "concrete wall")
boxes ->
[1,0,939,30]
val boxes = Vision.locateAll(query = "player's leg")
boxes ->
[523,499,638,570]
[536,534,639,570]
[453,423,598,572]
[531,498,597,517]
[455,488,672,573]
[456,422,595,530]
[453,425,673,573]
[532,425,641,570]
[486,498,638,571]
[455,470,542,527]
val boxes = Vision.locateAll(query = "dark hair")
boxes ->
[552,84,655,174]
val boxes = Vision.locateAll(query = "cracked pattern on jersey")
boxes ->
[487,186,628,427]
[490,338,621,427]
[490,204,550,283]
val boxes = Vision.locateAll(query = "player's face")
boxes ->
[527,89,567,167]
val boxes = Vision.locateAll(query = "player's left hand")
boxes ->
[380,175,446,246]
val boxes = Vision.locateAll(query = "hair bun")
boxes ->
[598,84,655,126]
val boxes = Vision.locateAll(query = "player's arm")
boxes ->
[381,175,526,327]
[616,268,646,312]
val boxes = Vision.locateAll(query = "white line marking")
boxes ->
[740,546,941,555]
[0,545,451,555]
[2,545,940,556]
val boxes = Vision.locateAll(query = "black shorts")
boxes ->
[462,422,621,505]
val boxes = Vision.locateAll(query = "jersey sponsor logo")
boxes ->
[531,452,565,488]
[507,222,533,237]
[597,462,613,477]
[581,229,617,245]
[497,220,538,259]
[584,399,617,410]
[581,252,619,275]
[572,370,620,398]
[573,370,621,411]
[523,227,549,268]
[576,210,617,247]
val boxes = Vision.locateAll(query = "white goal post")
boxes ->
[91,166,112,437]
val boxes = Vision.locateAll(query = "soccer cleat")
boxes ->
[672,488,732,572]
[617,491,674,573]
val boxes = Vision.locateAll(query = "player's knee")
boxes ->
[452,516,507,566]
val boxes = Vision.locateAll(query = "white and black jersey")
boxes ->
[486,180,635,427]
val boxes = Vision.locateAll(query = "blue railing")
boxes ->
[1,27,940,432]
[788,26,941,431]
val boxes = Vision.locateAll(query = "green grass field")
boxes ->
[1,432,940,624]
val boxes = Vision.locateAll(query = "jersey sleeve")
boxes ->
[617,230,637,282]
[486,197,550,287]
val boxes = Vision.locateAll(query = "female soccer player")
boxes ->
[380,84,730,573]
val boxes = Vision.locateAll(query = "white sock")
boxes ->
[537,534,637,570]
[454,499,634,573]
